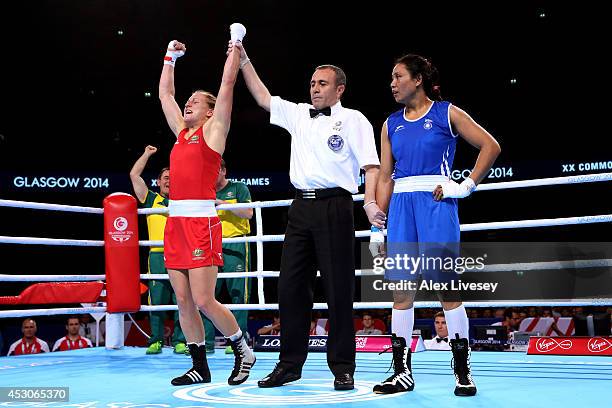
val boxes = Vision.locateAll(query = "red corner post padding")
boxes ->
[103,193,141,313]
[0,282,104,305]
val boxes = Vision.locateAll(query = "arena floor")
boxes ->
[1,347,610,407]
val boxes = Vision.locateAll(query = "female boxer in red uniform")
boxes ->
[158,30,255,386]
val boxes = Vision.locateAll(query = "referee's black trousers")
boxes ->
[278,194,356,376]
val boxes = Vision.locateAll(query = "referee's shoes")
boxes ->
[258,364,353,391]
[333,373,354,390]
[258,364,301,387]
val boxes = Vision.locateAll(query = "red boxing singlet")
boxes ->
[165,125,224,269]
[169,126,221,200]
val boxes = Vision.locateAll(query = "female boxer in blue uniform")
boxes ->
[372,54,500,396]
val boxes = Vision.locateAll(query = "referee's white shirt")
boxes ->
[270,97,380,194]
[424,336,451,351]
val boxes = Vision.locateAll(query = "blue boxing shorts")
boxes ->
[384,189,460,282]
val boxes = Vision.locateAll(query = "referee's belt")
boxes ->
[295,187,351,200]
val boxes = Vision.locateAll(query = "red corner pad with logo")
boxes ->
[528,336,612,356]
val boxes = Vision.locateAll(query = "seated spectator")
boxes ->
[493,308,520,332]
[527,306,539,318]
[494,308,505,319]
[257,316,281,335]
[79,314,104,346]
[424,312,451,351]
[542,308,553,318]
[469,309,480,319]
[356,313,382,335]
[7,318,49,356]
[310,317,328,335]
[482,309,493,318]
[53,317,93,352]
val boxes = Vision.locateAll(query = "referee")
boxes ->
[230,41,385,390]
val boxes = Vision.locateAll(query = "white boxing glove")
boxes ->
[164,40,185,67]
[369,226,385,259]
[229,23,246,43]
[440,177,476,199]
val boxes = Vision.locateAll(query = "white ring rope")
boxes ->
[2,172,612,319]
[0,259,612,282]
[0,274,106,282]
[2,172,610,216]
[0,199,103,214]
[1,257,611,283]
[0,306,106,318]
[2,210,612,247]
[2,300,611,318]
[136,212,612,248]
[0,236,104,246]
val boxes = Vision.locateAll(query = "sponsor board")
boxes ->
[254,335,425,353]
[527,336,612,356]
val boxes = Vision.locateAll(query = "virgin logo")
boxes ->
[535,338,573,353]
[587,337,612,353]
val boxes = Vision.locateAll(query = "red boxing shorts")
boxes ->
[163,216,223,269]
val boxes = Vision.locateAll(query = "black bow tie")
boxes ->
[436,337,449,343]
[309,106,331,118]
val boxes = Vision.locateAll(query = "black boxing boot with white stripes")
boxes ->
[450,334,477,396]
[228,334,256,385]
[171,343,211,386]
[373,334,414,394]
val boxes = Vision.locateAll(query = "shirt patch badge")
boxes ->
[423,119,433,130]
[188,135,200,144]
[327,135,344,152]
[395,125,405,132]
[192,248,204,260]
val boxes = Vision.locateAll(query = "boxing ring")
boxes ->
[1,172,612,407]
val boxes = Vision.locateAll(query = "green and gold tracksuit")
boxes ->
[141,190,185,346]
[205,181,252,347]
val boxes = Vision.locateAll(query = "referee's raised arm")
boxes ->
[228,41,271,111]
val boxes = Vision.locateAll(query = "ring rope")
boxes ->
[2,212,582,248]
[0,236,104,246]
[2,172,612,319]
[2,172,611,215]
[0,274,106,282]
[5,257,611,283]
[2,299,611,319]
[2,209,612,248]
